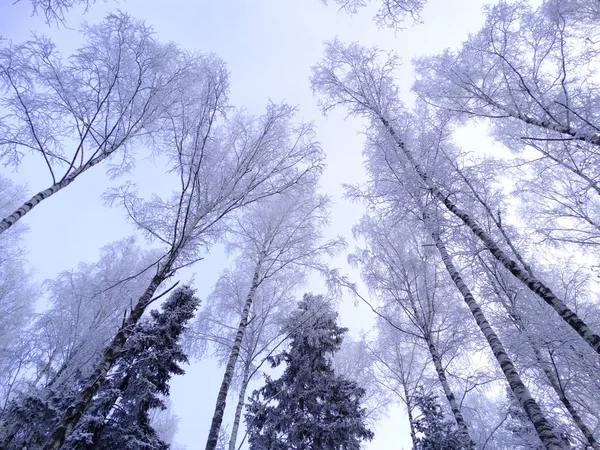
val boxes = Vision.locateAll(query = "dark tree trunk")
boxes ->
[424,335,474,449]
[42,266,170,450]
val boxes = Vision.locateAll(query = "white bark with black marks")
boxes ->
[424,336,473,449]
[205,263,262,450]
[379,116,600,355]
[228,359,251,450]
[0,148,112,234]
[431,230,564,450]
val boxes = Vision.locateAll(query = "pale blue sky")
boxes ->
[0,1,487,448]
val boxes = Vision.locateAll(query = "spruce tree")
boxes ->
[66,285,200,449]
[244,294,374,450]
[0,286,198,450]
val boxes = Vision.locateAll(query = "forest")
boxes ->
[0,0,599,449]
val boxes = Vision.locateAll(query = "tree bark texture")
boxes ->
[495,102,600,147]
[402,383,418,448]
[431,230,564,450]
[424,335,474,449]
[0,144,115,234]
[379,116,600,355]
[205,262,262,450]
[498,296,600,450]
[228,359,251,450]
[532,345,600,450]
[42,268,168,450]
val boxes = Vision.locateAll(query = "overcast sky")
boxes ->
[0,1,488,448]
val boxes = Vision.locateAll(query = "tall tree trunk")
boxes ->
[205,261,262,450]
[379,116,600,355]
[532,345,600,450]
[228,359,251,450]
[42,267,169,450]
[431,229,564,450]
[402,383,418,448]
[76,373,133,449]
[0,141,118,234]
[424,334,474,449]
[489,276,600,450]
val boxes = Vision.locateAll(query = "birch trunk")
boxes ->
[402,383,418,448]
[0,139,121,234]
[532,345,600,450]
[205,262,262,450]
[228,359,251,450]
[424,335,474,449]
[495,103,600,148]
[42,268,169,450]
[379,116,600,355]
[431,230,564,450]
[494,288,600,450]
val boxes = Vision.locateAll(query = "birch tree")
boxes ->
[204,180,342,450]
[67,286,199,450]
[368,324,427,446]
[414,0,600,253]
[0,176,38,411]
[189,269,297,450]
[0,12,195,234]
[350,217,475,449]
[311,39,600,357]
[478,255,600,449]
[414,0,600,147]
[422,134,600,447]
[311,41,572,449]
[326,0,426,27]
[429,219,563,450]
[32,237,161,390]
[1,286,198,450]
[40,61,323,448]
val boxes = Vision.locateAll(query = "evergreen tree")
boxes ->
[78,285,200,449]
[0,382,79,449]
[244,294,374,450]
[0,285,200,450]
[411,388,463,450]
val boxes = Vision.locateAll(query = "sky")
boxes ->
[0,0,488,448]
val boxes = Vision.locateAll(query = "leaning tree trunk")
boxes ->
[492,282,600,450]
[70,372,133,448]
[205,261,262,450]
[424,334,474,449]
[378,116,600,355]
[228,359,252,450]
[0,139,122,235]
[431,229,564,450]
[532,345,600,450]
[42,265,170,450]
